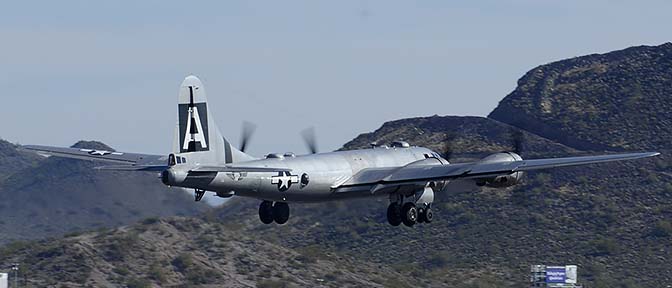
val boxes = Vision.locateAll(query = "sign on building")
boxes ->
[545,266,567,283]
[531,264,581,287]
[545,265,577,284]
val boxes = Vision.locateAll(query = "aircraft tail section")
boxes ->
[173,75,254,164]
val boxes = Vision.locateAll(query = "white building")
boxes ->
[0,273,8,288]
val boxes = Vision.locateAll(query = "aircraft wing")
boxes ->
[22,145,289,173]
[337,152,660,189]
[22,145,168,171]
[190,166,292,173]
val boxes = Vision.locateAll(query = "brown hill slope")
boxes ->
[341,115,576,159]
[0,216,412,288]
[0,139,42,182]
[489,42,672,152]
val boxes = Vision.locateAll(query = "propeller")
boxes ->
[440,132,454,161]
[240,121,257,153]
[301,127,318,154]
[509,127,524,155]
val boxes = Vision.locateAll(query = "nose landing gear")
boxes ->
[194,189,206,202]
[258,201,291,224]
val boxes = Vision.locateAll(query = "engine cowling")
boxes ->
[161,168,188,186]
[476,152,524,188]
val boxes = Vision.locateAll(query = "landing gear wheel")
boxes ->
[401,202,417,227]
[258,201,274,224]
[417,207,426,223]
[387,203,402,226]
[424,208,434,223]
[272,202,290,224]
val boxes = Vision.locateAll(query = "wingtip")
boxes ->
[18,145,42,152]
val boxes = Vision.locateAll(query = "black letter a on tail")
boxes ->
[178,87,210,152]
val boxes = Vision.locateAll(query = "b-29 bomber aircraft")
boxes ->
[25,76,660,227]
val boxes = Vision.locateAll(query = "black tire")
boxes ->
[387,203,402,226]
[273,202,290,224]
[424,208,433,223]
[401,202,417,227]
[258,201,274,224]
[417,207,426,223]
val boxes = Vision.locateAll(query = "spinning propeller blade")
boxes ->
[301,127,318,154]
[441,132,454,161]
[509,127,524,155]
[240,121,257,153]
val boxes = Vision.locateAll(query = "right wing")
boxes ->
[22,145,290,173]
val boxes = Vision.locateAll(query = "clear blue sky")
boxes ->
[1,1,670,156]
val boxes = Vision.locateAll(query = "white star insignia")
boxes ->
[271,171,299,191]
[80,149,124,156]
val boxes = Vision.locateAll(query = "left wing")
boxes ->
[190,166,292,173]
[337,152,660,189]
[22,145,168,171]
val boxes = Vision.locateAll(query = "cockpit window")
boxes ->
[176,157,182,164]
[168,154,176,166]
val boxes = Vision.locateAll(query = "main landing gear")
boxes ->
[387,202,433,227]
[258,200,290,224]
[387,186,435,227]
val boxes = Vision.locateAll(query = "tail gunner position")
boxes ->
[25,76,660,227]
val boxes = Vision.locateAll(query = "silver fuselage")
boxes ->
[169,146,441,202]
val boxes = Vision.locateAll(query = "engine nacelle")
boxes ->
[161,168,188,186]
[476,152,524,188]
[483,171,524,188]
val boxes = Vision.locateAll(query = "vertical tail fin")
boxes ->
[172,76,254,164]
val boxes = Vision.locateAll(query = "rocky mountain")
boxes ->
[0,139,42,182]
[489,42,672,152]
[341,115,577,159]
[2,43,672,288]
[0,140,207,244]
